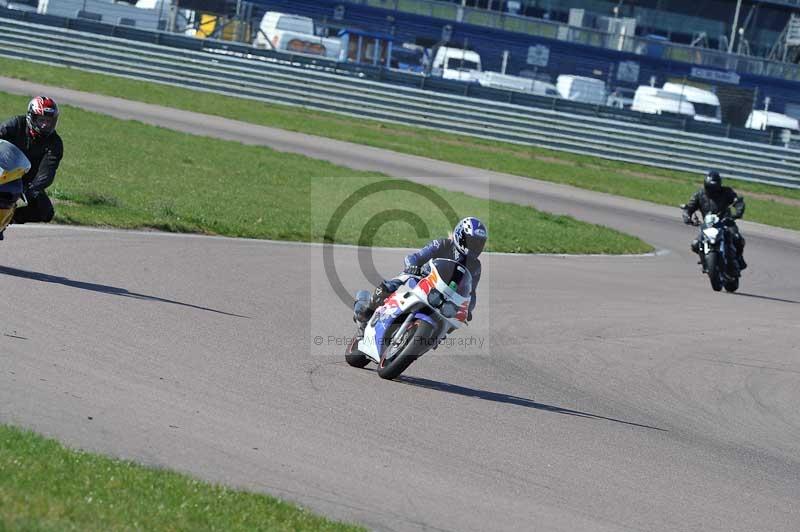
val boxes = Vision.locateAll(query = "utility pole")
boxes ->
[728,0,743,53]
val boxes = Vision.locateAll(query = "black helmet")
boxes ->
[704,170,722,195]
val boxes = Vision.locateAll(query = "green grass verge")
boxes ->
[0,424,364,532]
[1,57,798,230]
[0,93,649,254]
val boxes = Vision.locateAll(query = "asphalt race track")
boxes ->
[2,78,800,531]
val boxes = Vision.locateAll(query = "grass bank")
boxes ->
[0,424,364,531]
[0,93,650,254]
[1,57,798,230]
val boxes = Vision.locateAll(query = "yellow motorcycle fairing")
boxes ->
[0,139,31,232]
[0,206,14,232]
[0,166,25,185]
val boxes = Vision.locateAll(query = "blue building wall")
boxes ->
[254,0,800,115]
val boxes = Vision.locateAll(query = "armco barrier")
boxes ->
[0,15,798,188]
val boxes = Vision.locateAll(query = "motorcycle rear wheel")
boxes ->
[377,320,434,380]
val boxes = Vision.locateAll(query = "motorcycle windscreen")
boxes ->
[430,258,472,297]
[0,140,31,185]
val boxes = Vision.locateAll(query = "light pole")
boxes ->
[727,0,743,53]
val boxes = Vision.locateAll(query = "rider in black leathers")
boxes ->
[0,96,63,240]
[682,170,746,271]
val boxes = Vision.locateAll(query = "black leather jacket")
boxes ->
[0,115,64,198]
[683,186,745,222]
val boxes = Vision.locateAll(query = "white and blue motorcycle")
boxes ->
[345,258,472,380]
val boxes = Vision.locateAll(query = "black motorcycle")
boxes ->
[687,210,741,293]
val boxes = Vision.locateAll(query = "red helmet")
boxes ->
[26,96,59,138]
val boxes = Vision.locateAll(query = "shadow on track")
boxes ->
[398,375,667,432]
[734,292,800,304]
[0,265,250,318]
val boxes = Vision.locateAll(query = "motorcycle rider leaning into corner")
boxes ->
[353,216,487,337]
[682,170,747,272]
[0,96,63,241]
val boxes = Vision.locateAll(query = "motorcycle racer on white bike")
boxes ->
[346,217,487,379]
[353,216,486,335]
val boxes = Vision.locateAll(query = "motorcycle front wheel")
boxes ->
[377,320,434,380]
[345,335,370,368]
[705,251,723,292]
[724,278,739,293]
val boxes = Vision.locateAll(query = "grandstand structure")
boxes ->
[253,0,800,124]
[447,1,800,60]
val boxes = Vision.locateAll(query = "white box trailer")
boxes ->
[632,86,695,117]
[745,110,799,133]
[473,72,560,98]
[474,71,533,92]
[37,0,169,29]
[745,110,799,147]
[662,83,721,123]
[556,75,607,105]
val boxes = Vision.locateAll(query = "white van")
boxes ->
[253,11,341,59]
[632,86,695,117]
[745,110,800,133]
[662,83,721,123]
[555,75,607,105]
[431,46,482,82]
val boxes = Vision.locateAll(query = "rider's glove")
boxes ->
[467,310,473,322]
[404,265,422,277]
[21,189,39,208]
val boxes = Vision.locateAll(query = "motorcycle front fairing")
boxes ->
[0,140,31,233]
[700,213,720,253]
[358,276,429,364]
[357,261,472,364]
[0,179,25,234]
